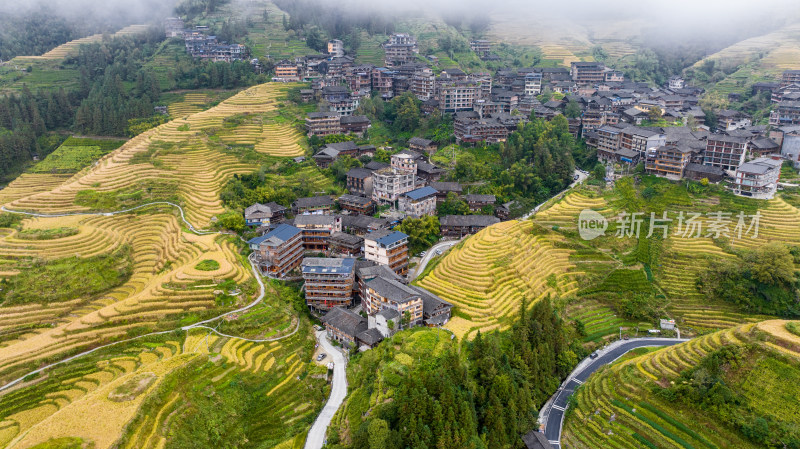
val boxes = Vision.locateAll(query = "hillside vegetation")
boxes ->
[563,320,800,448]
[418,176,800,342]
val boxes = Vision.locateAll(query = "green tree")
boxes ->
[592,163,606,181]
[648,106,663,121]
[438,192,470,216]
[216,211,246,233]
[565,100,582,119]
[329,156,362,184]
[397,215,441,254]
[368,418,389,449]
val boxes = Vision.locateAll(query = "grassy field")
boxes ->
[29,137,127,174]
[562,320,800,448]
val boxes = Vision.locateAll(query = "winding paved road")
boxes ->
[412,240,461,279]
[540,338,687,447]
[305,331,347,449]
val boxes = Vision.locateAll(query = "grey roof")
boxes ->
[347,167,373,179]
[339,194,373,206]
[356,328,384,346]
[302,257,356,275]
[294,195,335,209]
[750,137,779,150]
[366,277,420,303]
[248,223,301,247]
[736,157,782,174]
[404,186,438,201]
[324,141,358,151]
[376,307,401,320]
[708,134,747,144]
[329,231,364,246]
[440,215,500,227]
[342,214,389,231]
[408,137,434,147]
[245,202,286,219]
[294,214,338,226]
[411,286,452,317]
[365,161,390,170]
[308,112,339,119]
[340,115,370,125]
[321,307,367,337]
[430,182,463,193]
[522,430,553,449]
[685,163,725,176]
[356,262,401,282]
[616,148,640,159]
[416,161,443,174]
[464,194,496,203]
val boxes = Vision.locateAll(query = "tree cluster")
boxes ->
[331,299,582,449]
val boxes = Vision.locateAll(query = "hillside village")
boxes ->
[233,30,800,357]
[3,2,800,449]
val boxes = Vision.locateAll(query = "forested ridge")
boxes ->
[328,299,582,449]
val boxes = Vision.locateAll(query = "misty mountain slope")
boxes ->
[693,23,800,74]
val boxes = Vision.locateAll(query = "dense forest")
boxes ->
[328,298,581,449]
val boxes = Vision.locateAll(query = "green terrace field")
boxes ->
[29,137,128,174]
[418,175,800,342]
[563,320,800,449]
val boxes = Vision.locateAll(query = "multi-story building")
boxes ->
[430,182,463,204]
[384,33,419,68]
[469,40,492,58]
[410,67,436,101]
[769,100,800,126]
[398,186,438,217]
[524,72,543,96]
[248,224,304,278]
[302,258,356,311]
[328,232,364,257]
[571,62,605,85]
[346,167,374,197]
[408,137,437,156]
[619,126,666,156]
[339,115,371,136]
[305,112,342,137]
[371,154,417,204]
[338,194,376,215]
[645,145,692,180]
[717,109,752,131]
[364,277,424,326]
[454,116,510,144]
[327,39,344,57]
[604,70,624,82]
[782,70,800,88]
[274,60,300,81]
[703,135,748,171]
[595,124,624,160]
[438,81,478,112]
[371,67,394,99]
[294,215,342,251]
[346,64,374,95]
[464,194,496,212]
[183,31,246,62]
[731,157,782,199]
[364,230,409,276]
[668,76,685,90]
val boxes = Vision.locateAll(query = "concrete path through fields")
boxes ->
[539,337,688,447]
[412,239,461,280]
[305,331,347,449]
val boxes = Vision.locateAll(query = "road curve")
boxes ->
[541,338,688,447]
[412,240,461,280]
[305,331,347,449]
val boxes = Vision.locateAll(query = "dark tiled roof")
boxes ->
[347,167,373,179]
[339,194,374,206]
[408,137,433,147]
[294,195,335,208]
[366,277,419,303]
[440,215,500,227]
[522,430,553,449]
[430,182,462,193]
[329,231,364,246]
[464,194,496,203]
[357,328,384,346]
[321,307,367,337]
[248,224,301,247]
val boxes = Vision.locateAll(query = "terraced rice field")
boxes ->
[0,211,250,381]
[416,220,579,339]
[3,82,305,227]
[562,320,800,449]
[13,25,150,61]
[530,190,800,333]
[568,301,647,342]
[693,23,800,74]
[167,93,210,118]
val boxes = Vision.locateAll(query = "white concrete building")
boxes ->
[731,157,782,199]
[398,186,438,217]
